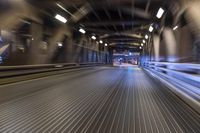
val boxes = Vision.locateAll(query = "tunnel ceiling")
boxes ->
[26,0,173,51]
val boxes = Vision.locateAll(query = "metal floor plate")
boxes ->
[0,66,200,133]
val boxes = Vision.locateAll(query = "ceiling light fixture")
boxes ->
[99,40,103,44]
[55,14,67,23]
[145,35,149,39]
[149,25,154,32]
[173,26,178,30]
[105,43,108,46]
[91,35,96,40]
[79,28,86,34]
[156,8,165,19]
[57,42,63,47]
[143,40,146,43]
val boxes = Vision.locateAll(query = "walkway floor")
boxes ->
[0,66,199,133]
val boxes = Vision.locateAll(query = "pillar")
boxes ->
[184,0,200,62]
[82,39,88,63]
[28,22,43,64]
[46,26,67,63]
[65,33,74,63]
[163,27,178,62]
[153,35,160,61]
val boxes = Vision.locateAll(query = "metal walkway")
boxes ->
[0,66,200,133]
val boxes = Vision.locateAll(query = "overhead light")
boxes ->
[91,36,96,40]
[105,43,108,46]
[173,26,178,30]
[141,43,144,46]
[140,46,142,49]
[99,40,103,44]
[56,3,67,12]
[143,40,146,43]
[145,35,149,39]
[55,14,67,23]
[156,8,165,19]
[149,25,154,32]
[20,19,31,25]
[57,42,63,47]
[79,28,86,34]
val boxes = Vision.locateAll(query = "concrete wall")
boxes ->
[2,24,109,65]
[149,25,195,63]
[174,25,194,62]
[3,36,109,65]
[0,0,109,66]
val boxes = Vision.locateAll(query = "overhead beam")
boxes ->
[145,0,151,13]
[70,3,92,23]
[100,33,143,39]
[110,42,140,46]
[82,21,148,27]
[89,0,111,32]
[120,7,151,19]
[104,0,119,32]
[85,26,148,35]
[107,38,142,41]
[131,0,135,31]
[86,27,109,33]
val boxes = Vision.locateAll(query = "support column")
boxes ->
[92,51,96,62]
[29,22,43,64]
[82,41,88,63]
[46,25,66,63]
[104,47,108,63]
[95,43,99,62]
[153,35,160,62]
[184,0,200,62]
[87,38,92,62]
[80,47,84,63]
[108,49,113,64]
[163,27,178,62]
[65,32,74,63]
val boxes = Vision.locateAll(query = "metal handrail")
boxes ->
[0,62,106,78]
[0,63,77,71]
[143,61,200,113]
[144,61,200,87]
[145,62,200,71]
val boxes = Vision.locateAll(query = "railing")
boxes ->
[0,62,106,78]
[143,62,200,113]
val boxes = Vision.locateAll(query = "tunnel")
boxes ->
[0,0,200,133]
